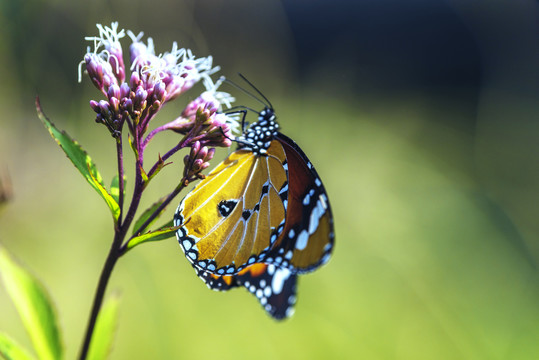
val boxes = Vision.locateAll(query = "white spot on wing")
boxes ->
[308,204,321,235]
[271,267,291,294]
[286,307,295,318]
[295,230,309,250]
[320,194,328,209]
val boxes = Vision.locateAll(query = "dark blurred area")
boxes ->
[2,0,483,99]
[284,0,481,93]
[0,0,538,359]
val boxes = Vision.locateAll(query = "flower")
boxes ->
[127,31,219,102]
[165,75,239,139]
[78,22,126,92]
[183,141,216,181]
[79,22,234,140]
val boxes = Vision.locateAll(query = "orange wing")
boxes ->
[264,133,335,274]
[174,141,289,275]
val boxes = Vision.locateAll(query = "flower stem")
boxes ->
[147,135,189,179]
[78,134,146,360]
[78,233,122,360]
[119,180,187,254]
[116,138,125,222]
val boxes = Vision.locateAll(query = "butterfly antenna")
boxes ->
[237,73,274,110]
[224,75,273,110]
[225,105,259,114]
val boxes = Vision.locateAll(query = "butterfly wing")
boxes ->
[265,133,335,274]
[195,263,297,320]
[175,141,289,275]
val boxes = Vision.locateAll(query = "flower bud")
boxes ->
[90,100,100,113]
[98,100,110,115]
[107,84,121,103]
[120,82,131,99]
[130,72,141,89]
[153,81,167,104]
[192,158,204,172]
[134,87,148,110]
[190,141,201,159]
[197,146,208,161]
[206,148,216,161]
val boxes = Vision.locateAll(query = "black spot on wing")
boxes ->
[242,209,252,220]
[218,199,238,217]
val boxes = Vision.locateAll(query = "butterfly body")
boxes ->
[175,102,334,319]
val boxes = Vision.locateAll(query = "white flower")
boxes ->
[201,76,235,109]
[78,22,126,84]
[126,31,220,100]
[86,22,125,55]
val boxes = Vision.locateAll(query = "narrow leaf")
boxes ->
[140,166,149,186]
[159,219,174,228]
[126,225,181,251]
[128,135,137,157]
[147,154,172,182]
[0,333,35,360]
[110,176,119,205]
[87,165,121,223]
[36,98,120,222]
[132,197,167,236]
[0,247,62,360]
[87,293,121,360]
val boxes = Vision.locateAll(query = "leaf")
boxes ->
[0,247,62,360]
[87,165,121,223]
[87,293,121,360]
[128,135,137,157]
[147,154,171,182]
[126,225,181,252]
[36,98,120,222]
[109,175,126,206]
[159,219,174,228]
[0,333,35,360]
[131,197,167,236]
[140,166,149,187]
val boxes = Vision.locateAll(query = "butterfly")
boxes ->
[174,76,334,319]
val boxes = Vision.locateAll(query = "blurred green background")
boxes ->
[1,0,538,359]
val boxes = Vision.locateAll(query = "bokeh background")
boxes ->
[1,0,538,359]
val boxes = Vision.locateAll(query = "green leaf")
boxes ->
[0,247,62,360]
[109,175,125,206]
[128,135,137,157]
[159,219,174,228]
[126,225,180,252]
[0,333,35,360]
[140,166,149,187]
[131,197,167,236]
[87,293,121,360]
[36,98,120,222]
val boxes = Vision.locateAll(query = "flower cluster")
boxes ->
[79,22,237,148]
[183,141,215,183]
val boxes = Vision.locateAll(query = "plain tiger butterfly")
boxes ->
[174,76,334,319]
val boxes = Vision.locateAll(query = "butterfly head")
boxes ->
[237,107,279,155]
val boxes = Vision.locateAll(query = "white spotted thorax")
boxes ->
[237,107,279,155]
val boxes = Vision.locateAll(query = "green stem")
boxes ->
[78,233,121,360]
